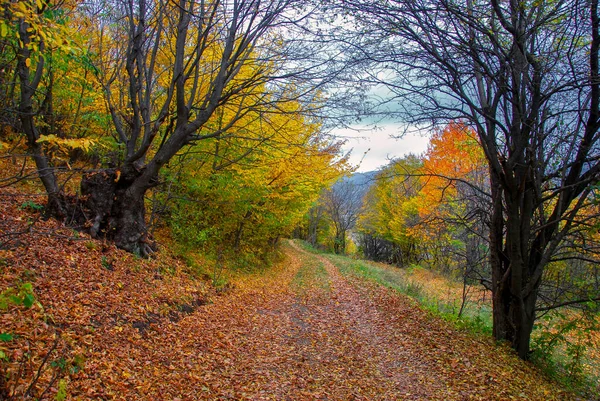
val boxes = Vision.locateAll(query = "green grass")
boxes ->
[291,248,330,295]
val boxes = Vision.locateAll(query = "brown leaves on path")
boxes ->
[279,242,573,400]
[0,187,575,400]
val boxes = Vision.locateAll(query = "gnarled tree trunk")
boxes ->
[81,167,157,257]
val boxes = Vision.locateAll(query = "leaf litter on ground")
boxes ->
[0,188,582,400]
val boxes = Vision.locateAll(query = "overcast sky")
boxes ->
[333,123,431,172]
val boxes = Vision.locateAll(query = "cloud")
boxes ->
[334,124,430,172]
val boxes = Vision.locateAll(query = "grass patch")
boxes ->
[292,251,330,295]
[295,239,327,254]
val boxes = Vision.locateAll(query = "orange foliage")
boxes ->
[419,121,486,217]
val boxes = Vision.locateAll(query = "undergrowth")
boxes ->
[171,237,287,290]
[530,311,600,397]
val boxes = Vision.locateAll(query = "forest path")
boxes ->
[145,240,428,400]
[136,240,567,400]
[0,191,575,400]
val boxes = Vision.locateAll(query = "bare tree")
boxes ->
[339,0,600,358]
[323,179,362,254]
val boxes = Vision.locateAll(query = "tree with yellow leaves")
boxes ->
[357,154,424,265]
[68,0,339,256]
[165,91,346,261]
[0,0,98,214]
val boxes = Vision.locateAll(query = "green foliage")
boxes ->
[454,314,493,336]
[531,311,600,396]
[19,200,44,212]
[55,379,68,401]
[71,353,85,374]
[0,331,13,361]
[171,242,230,289]
[101,256,112,270]
[0,282,37,310]
[591,183,600,205]
[50,357,67,370]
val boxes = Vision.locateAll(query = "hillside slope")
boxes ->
[0,189,576,400]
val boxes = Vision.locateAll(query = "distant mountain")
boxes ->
[346,171,378,188]
[333,170,378,200]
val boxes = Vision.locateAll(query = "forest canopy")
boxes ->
[0,0,350,260]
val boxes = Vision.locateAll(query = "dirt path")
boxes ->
[116,240,569,400]
[13,233,570,400]
[0,190,579,400]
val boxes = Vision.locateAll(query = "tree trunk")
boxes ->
[307,206,322,247]
[489,165,540,359]
[334,229,346,254]
[81,168,156,257]
[490,168,510,343]
[492,263,538,359]
[17,18,66,218]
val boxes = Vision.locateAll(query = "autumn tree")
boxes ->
[165,95,345,261]
[357,154,424,265]
[418,122,490,278]
[0,0,97,213]
[340,0,600,358]
[74,0,338,256]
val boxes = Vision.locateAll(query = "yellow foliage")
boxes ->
[0,0,79,54]
[36,134,95,158]
[167,72,347,257]
[358,155,424,246]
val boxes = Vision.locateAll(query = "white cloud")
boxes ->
[333,124,431,172]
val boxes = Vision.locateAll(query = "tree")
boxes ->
[357,154,424,265]
[323,179,362,254]
[418,122,490,278]
[165,98,345,260]
[0,0,84,214]
[304,202,327,247]
[417,122,490,316]
[78,0,328,256]
[341,0,600,358]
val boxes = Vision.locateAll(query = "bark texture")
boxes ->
[81,168,156,257]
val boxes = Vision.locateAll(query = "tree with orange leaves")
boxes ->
[417,122,489,275]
